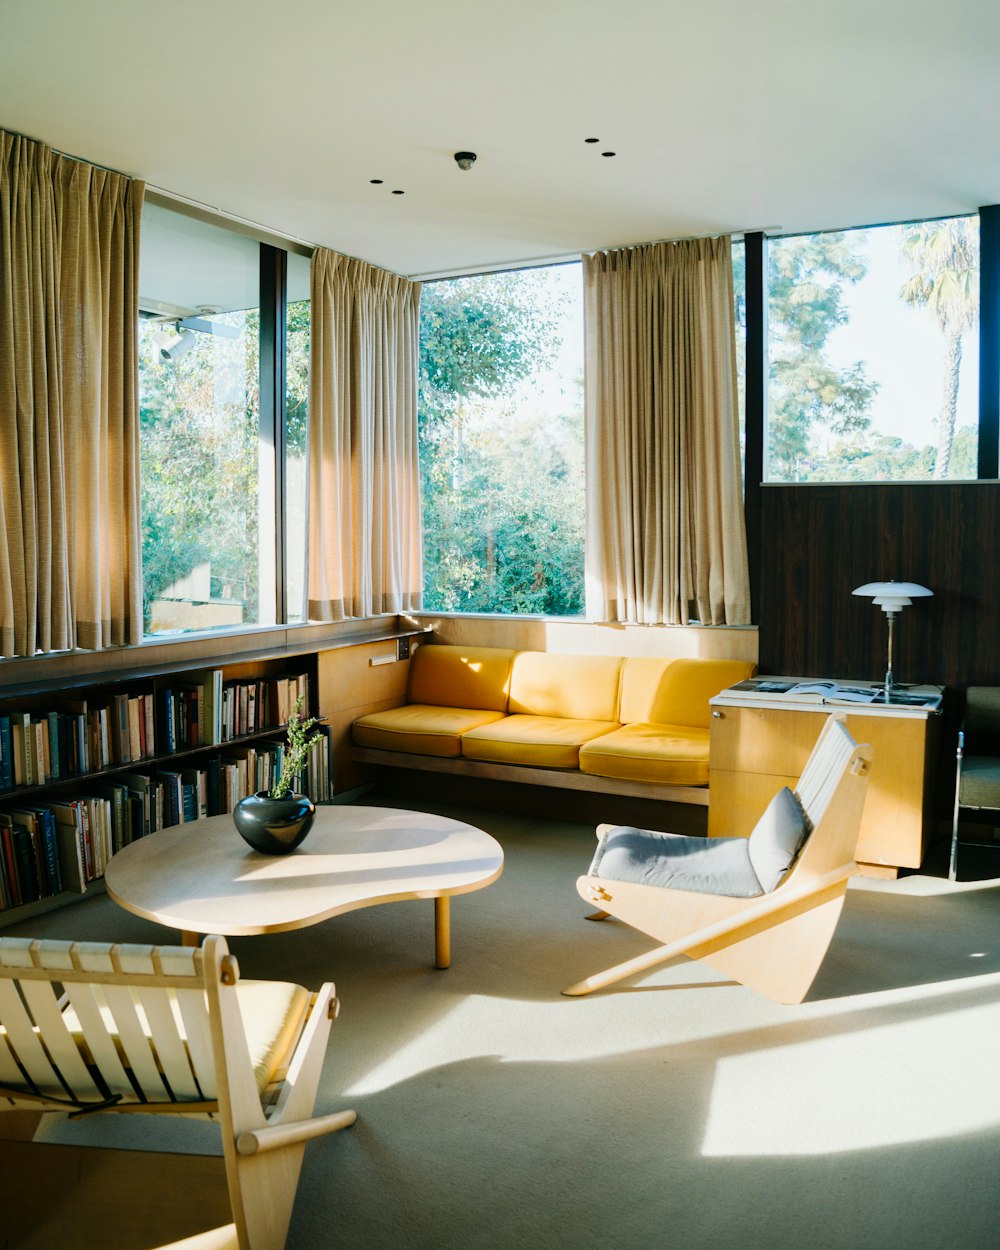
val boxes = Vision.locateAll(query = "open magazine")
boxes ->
[727,679,879,704]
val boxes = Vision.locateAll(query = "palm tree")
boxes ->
[899,218,979,478]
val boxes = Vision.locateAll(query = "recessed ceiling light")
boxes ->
[370,178,383,184]
[584,137,599,144]
[392,189,405,195]
[602,151,616,157]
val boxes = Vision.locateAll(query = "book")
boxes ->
[46,799,89,892]
[0,714,12,791]
[10,712,32,786]
[128,696,142,761]
[116,771,158,838]
[11,821,40,903]
[0,813,21,907]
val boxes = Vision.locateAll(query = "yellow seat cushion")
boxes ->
[461,714,621,769]
[58,979,311,1097]
[508,652,623,722]
[618,658,756,728]
[579,723,711,786]
[352,704,508,757]
[407,644,515,712]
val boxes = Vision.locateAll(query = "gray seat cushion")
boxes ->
[590,827,764,898]
[747,786,809,892]
[958,756,1000,810]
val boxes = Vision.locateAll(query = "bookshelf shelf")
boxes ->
[0,622,426,930]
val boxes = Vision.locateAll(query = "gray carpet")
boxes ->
[10,800,1000,1250]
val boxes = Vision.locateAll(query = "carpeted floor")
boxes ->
[8,799,1000,1250]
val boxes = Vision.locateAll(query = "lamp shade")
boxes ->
[852,582,933,613]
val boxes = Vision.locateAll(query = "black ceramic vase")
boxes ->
[233,791,315,855]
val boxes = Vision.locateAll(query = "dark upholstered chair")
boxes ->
[949,687,1000,882]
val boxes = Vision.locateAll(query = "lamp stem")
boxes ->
[885,610,896,701]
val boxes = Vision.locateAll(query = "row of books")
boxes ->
[0,724,332,911]
[0,672,311,793]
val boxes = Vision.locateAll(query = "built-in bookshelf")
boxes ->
[0,623,428,928]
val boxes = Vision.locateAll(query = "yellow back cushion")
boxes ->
[407,645,515,712]
[508,652,623,721]
[619,658,757,728]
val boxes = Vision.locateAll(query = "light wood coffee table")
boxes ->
[104,805,504,968]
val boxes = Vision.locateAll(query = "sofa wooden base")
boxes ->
[351,746,711,806]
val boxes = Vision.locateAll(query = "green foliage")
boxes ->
[419,269,584,615]
[899,217,979,477]
[768,233,877,480]
[138,315,260,628]
[271,694,322,799]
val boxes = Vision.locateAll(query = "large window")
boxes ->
[766,216,980,482]
[138,203,307,636]
[419,264,584,615]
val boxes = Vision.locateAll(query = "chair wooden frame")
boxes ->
[0,934,356,1250]
[563,717,872,1005]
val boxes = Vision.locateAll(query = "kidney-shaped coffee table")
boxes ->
[104,805,504,968]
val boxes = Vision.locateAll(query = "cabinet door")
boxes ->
[709,705,934,869]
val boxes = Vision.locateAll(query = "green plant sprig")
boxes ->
[270,694,323,799]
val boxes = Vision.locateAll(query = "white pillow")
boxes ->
[747,786,808,892]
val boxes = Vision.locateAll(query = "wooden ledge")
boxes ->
[350,746,710,806]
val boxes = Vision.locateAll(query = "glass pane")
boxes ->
[285,251,310,623]
[138,203,265,634]
[419,263,584,615]
[766,216,979,482]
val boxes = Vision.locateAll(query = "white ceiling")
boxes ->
[3,0,1000,279]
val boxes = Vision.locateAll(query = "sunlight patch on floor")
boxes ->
[701,994,1000,1156]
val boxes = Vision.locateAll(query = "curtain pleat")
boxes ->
[584,237,750,626]
[308,249,422,620]
[0,130,143,657]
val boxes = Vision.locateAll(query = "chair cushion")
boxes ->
[747,786,809,893]
[407,644,515,712]
[60,979,311,1097]
[579,723,710,786]
[508,652,623,722]
[590,826,764,898]
[958,756,1000,809]
[461,714,620,769]
[352,704,507,757]
[618,658,757,729]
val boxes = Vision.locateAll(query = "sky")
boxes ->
[809,221,978,450]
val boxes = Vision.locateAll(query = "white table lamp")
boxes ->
[852,581,933,700]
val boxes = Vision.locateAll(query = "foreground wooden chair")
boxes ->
[0,933,356,1250]
[563,717,872,1004]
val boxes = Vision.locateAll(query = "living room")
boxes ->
[2,3,1000,1248]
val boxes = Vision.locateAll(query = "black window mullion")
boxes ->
[743,231,767,623]
[260,243,288,621]
[979,204,1000,480]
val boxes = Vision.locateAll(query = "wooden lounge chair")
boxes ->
[0,933,356,1250]
[563,716,872,1004]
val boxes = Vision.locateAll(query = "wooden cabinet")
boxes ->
[708,690,941,875]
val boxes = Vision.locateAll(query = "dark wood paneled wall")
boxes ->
[758,482,1000,689]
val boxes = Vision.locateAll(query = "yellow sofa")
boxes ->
[352,645,755,802]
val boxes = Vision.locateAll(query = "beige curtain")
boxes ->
[584,237,750,626]
[0,130,143,656]
[308,248,422,620]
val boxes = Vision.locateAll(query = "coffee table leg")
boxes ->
[181,931,199,948]
[435,897,451,969]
